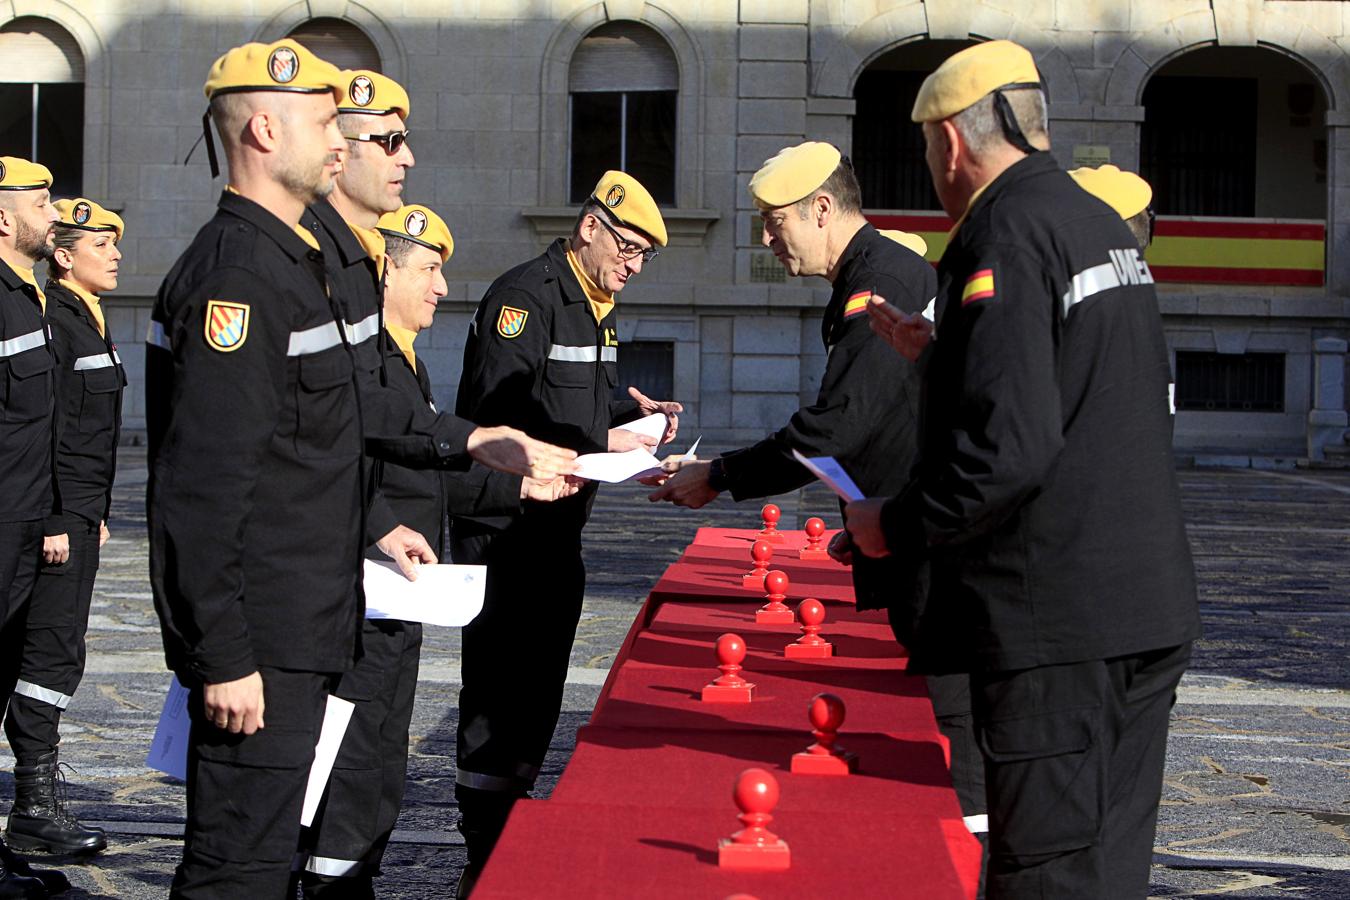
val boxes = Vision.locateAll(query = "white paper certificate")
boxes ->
[791,449,866,502]
[363,560,486,627]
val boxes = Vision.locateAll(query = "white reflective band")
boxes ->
[1168,382,1176,416]
[73,352,116,371]
[288,321,344,357]
[456,770,524,792]
[0,328,45,358]
[548,344,598,363]
[963,814,989,834]
[146,320,172,352]
[345,312,380,345]
[13,680,71,710]
[304,856,363,877]
[601,346,617,363]
[1061,262,1121,317]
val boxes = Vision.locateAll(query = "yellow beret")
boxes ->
[879,229,928,258]
[337,70,410,119]
[54,199,124,242]
[912,40,1040,123]
[591,170,667,247]
[0,157,53,192]
[377,204,454,264]
[748,142,842,208]
[1068,165,1152,220]
[204,39,344,104]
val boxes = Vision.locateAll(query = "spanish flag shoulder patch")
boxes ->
[842,290,875,318]
[961,268,995,306]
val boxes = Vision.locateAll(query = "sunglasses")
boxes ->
[344,130,411,155]
[594,214,660,264]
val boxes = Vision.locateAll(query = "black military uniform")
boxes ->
[879,151,1201,897]
[450,237,640,866]
[147,190,472,898]
[4,277,123,856]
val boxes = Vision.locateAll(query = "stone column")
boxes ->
[1307,337,1348,461]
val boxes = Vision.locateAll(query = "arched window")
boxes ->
[569,22,677,205]
[0,17,85,196]
[851,40,974,211]
[287,17,381,72]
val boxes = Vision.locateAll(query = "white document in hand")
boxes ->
[791,449,865,502]
[617,411,669,442]
[300,695,356,827]
[572,447,663,483]
[146,675,190,781]
[363,560,486,627]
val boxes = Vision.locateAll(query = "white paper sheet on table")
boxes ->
[300,695,356,827]
[363,559,486,627]
[146,675,190,781]
[791,449,865,502]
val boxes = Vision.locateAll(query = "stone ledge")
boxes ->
[520,207,720,246]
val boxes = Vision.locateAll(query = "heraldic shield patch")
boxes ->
[496,305,528,339]
[205,300,250,352]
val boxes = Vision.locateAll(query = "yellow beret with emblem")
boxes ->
[748,141,842,208]
[337,70,410,119]
[879,229,928,258]
[0,157,53,192]
[1069,165,1152,220]
[204,38,344,103]
[591,170,667,248]
[377,204,453,263]
[54,198,124,242]
[912,40,1040,123]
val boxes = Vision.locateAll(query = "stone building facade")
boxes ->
[3,0,1348,457]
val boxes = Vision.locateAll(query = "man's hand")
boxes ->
[827,530,855,566]
[648,459,720,509]
[608,428,658,453]
[867,294,934,362]
[99,520,110,548]
[628,386,683,444]
[636,454,690,487]
[376,524,438,580]
[203,671,265,735]
[520,475,584,502]
[467,425,578,480]
[843,498,891,558]
[42,533,69,565]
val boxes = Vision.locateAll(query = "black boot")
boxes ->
[5,752,106,855]
[0,840,45,900]
[0,841,65,897]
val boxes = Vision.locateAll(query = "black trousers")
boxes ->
[0,520,43,715]
[4,514,100,763]
[974,642,1192,900]
[301,618,422,894]
[451,518,586,864]
[171,667,333,900]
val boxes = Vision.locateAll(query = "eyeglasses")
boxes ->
[593,214,660,264]
[343,130,411,155]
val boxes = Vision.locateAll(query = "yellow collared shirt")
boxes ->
[347,221,388,281]
[12,264,45,313]
[386,323,418,371]
[565,248,615,325]
[58,278,105,337]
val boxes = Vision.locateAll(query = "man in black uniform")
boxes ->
[0,156,68,900]
[4,198,126,858]
[845,41,1201,899]
[647,143,986,836]
[145,40,456,898]
[450,170,682,896]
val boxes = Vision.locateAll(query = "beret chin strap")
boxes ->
[991,84,1042,157]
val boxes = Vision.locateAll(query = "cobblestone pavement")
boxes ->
[1,450,1347,898]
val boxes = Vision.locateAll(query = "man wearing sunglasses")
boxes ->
[448,171,681,897]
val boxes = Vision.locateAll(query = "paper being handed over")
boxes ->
[791,449,865,502]
[363,559,486,627]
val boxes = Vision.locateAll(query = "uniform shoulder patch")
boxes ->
[961,268,996,306]
[843,290,878,318]
[496,305,528,339]
[204,300,250,352]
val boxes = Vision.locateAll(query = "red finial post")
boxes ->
[790,693,858,775]
[701,633,756,703]
[759,504,784,543]
[784,598,832,659]
[742,539,774,590]
[755,570,795,625]
[799,516,830,560]
[718,768,791,870]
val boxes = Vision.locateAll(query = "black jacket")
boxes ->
[146,192,471,685]
[718,224,935,612]
[43,280,124,529]
[880,152,1201,672]
[0,261,55,524]
[453,239,640,533]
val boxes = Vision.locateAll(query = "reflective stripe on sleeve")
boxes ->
[1061,262,1121,317]
[304,856,363,877]
[73,352,117,371]
[13,679,72,710]
[0,328,45,358]
[287,321,344,357]
[345,312,380,346]
[146,320,172,352]
[546,344,616,364]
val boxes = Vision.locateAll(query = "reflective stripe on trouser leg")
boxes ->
[454,764,538,793]
[12,679,72,709]
[304,856,364,877]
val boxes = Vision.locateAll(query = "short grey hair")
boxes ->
[384,233,418,267]
[951,89,1048,157]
